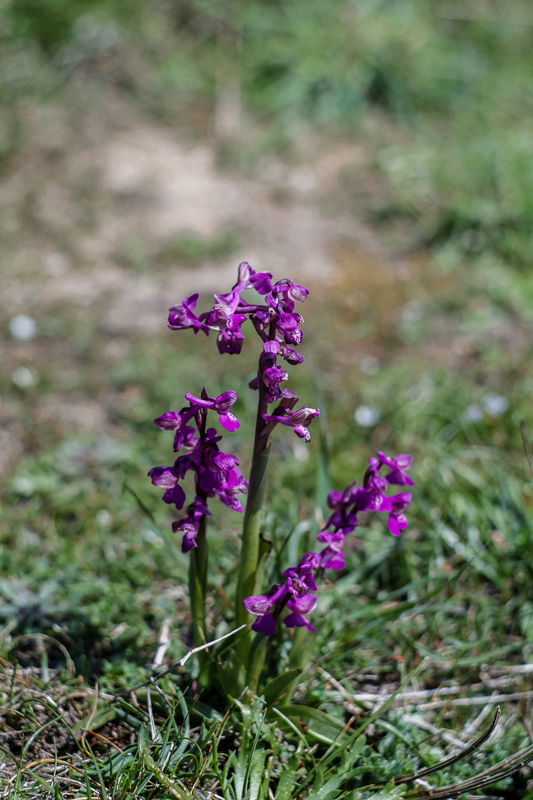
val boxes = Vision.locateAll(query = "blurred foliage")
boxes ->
[2,0,533,262]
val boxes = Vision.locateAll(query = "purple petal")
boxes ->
[148,466,176,488]
[388,513,409,537]
[182,529,198,553]
[251,614,277,635]
[250,272,273,295]
[320,548,345,570]
[263,340,280,355]
[155,412,183,431]
[293,425,311,442]
[162,483,186,510]
[386,469,415,486]
[243,595,274,615]
[219,412,240,431]
[213,391,238,412]
[283,612,316,632]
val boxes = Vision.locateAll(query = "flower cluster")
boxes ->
[168,261,308,358]
[148,388,248,553]
[243,451,414,634]
[167,262,319,444]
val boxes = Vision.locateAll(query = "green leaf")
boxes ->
[71,704,116,734]
[247,748,267,800]
[269,704,348,744]
[213,650,246,699]
[306,773,345,800]
[275,758,299,800]
[185,696,223,723]
[261,669,302,706]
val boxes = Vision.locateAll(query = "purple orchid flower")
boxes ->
[184,389,240,431]
[243,583,287,635]
[216,322,246,355]
[324,482,360,533]
[262,406,320,442]
[377,452,415,486]
[214,468,249,512]
[284,552,321,591]
[317,531,346,570]
[276,311,304,346]
[387,492,413,537]
[147,466,186,510]
[280,345,304,365]
[272,279,309,305]
[172,497,212,553]
[168,294,209,334]
[356,457,393,513]
[284,593,317,631]
[249,271,274,295]
[154,408,199,452]
[263,365,289,400]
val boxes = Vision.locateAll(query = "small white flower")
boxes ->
[482,393,509,416]
[464,404,483,422]
[355,405,380,427]
[96,510,111,526]
[11,366,36,388]
[9,315,36,341]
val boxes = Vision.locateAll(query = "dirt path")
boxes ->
[0,87,453,473]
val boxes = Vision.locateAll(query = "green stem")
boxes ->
[245,633,268,695]
[235,446,270,626]
[236,351,272,630]
[189,513,208,671]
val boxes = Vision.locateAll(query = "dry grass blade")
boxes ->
[417,741,533,798]
[395,705,501,785]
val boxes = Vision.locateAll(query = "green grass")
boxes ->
[3,254,533,795]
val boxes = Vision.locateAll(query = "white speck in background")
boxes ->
[11,366,37,388]
[9,315,36,342]
[464,404,483,422]
[360,356,380,375]
[355,405,380,427]
[96,509,111,526]
[482,393,509,416]
[293,441,309,462]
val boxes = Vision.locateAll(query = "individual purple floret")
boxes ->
[148,466,186,510]
[263,365,289,400]
[168,294,209,335]
[243,583,287,635]
[356,457,393,513]
[376,452,415,486]
[262,406,320,443]
[316,531,346,570]
[387,492,413,537]
[184,389,240,432]
[284,594,317,632]
[172,497,212,553]
[243,552,321,635]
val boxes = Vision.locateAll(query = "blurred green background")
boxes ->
[1,0,533,708]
